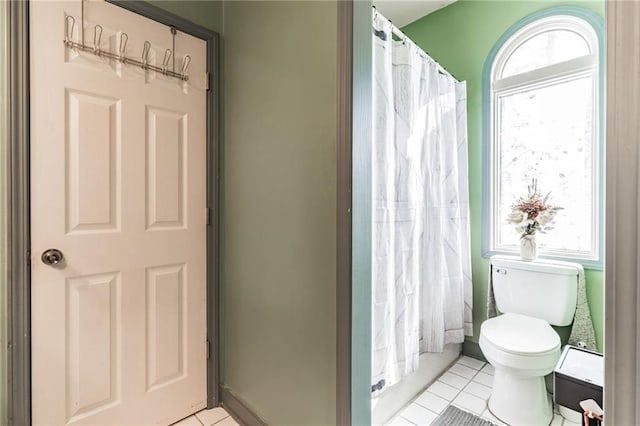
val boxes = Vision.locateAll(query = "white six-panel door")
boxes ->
[30,1,208,424]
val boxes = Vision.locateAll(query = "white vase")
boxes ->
[520,235,537,261]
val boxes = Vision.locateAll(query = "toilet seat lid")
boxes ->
[482,313,560,355]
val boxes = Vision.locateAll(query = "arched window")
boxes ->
[483,9,603,266]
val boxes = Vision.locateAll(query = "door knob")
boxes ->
[41,248,64,265]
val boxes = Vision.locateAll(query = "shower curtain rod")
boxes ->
[372,6,459,83]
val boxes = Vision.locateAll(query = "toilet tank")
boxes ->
[491,255,579,326]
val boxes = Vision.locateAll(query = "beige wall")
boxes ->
[221,2,337,424]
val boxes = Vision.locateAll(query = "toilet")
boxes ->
[480,255,579,426]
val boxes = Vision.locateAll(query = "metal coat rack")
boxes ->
[63,2,191,82]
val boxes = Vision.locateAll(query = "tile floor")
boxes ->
[373,344,462,424]
[172,407,240,426]
[386,356,582,426]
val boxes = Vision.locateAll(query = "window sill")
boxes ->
[481,248,603,271]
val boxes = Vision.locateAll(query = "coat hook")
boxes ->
[118,32,128,61]
[181,55,191,76]
[65,15,76,44]
[93,24,103,54]
[162,49,172,74]
[141,41,151,67]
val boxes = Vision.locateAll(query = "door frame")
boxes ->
[7,1,220,424]
[336,1,372,425]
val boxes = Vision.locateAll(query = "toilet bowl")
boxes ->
[480,313,560,425]
[480,256,579,426]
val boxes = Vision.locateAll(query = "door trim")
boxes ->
[8,2,220,423]
[336,1,353,425]
[336,1,373,425]
[7,1,31,424]
[604,0,640,422]
[349,2,373,425]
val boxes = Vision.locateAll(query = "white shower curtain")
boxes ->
[371,13,473,392]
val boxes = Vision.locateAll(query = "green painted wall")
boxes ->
[221,2,337,424]
[403,0,605,351]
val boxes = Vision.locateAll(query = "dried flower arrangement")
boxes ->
[507,178,562,239]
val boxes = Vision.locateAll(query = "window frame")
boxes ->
[481,7,605,269]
